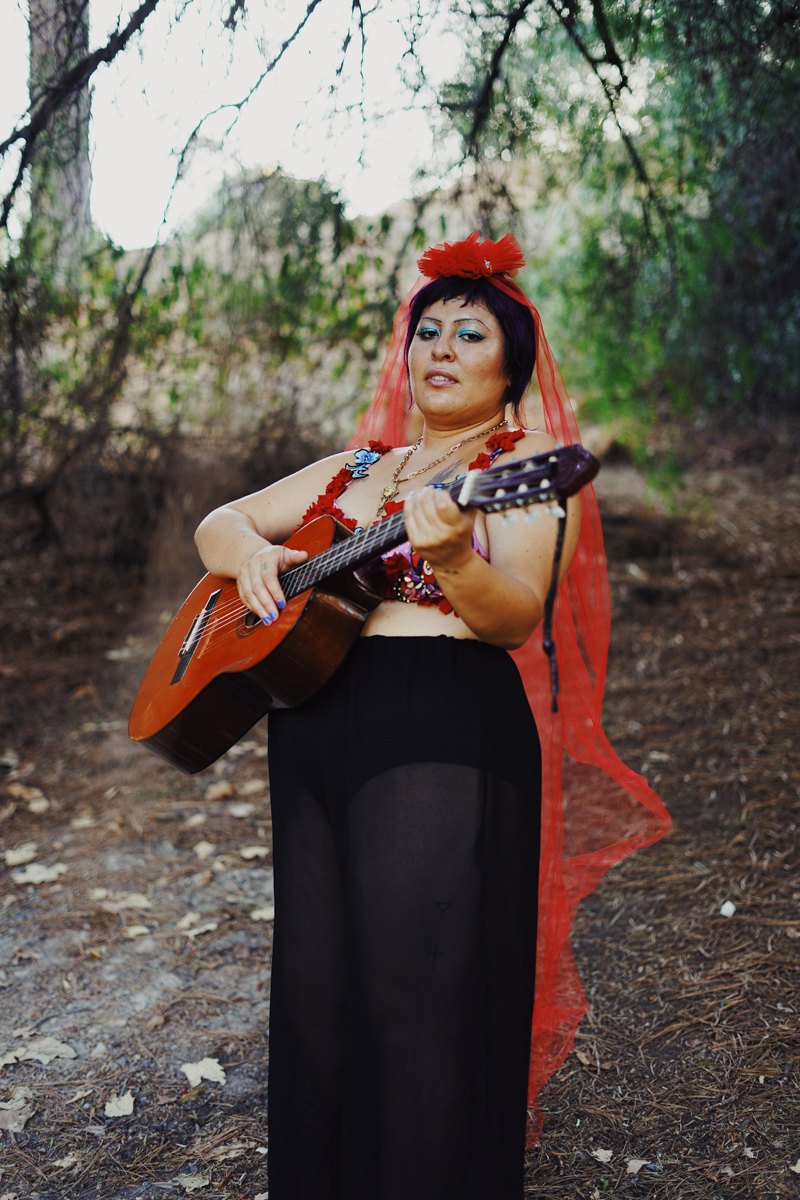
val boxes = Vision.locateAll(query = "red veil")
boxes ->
[347,232,672,1144]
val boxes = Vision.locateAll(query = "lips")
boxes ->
[425,371,458,384]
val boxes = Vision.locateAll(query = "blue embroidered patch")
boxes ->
[345,447,383,479]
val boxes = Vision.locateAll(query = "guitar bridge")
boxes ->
[170,590,221,685]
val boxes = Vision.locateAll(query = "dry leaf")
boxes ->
[575,1049,591,1066]
[185,921,218,940]
[176,912,201,930]
[193,841,216,861]
[250,905,275,922]
[0,1086,33,1108]
[719,1166,734,1177]
[0,1104,34,1132]
[743,1147,755,1158]
[228,802,255,818]
[70,812,96,829]
[104,1091,134,1117]
[205,781,234,801]
[255,1193,269,1199]
[239,845,269,860]
[790,1159,800,1174]
[180,1057,226,1087]
[185,812,207,828]
[786,927,800,939]
[590,1148,613,1163]
[98,891,151,913]
[11,862,68,885]
[52,1151,80,1168]
[123,925,150,939]
[6,782,47,808]
[174,1175,209,1193]
[626,1159,648,1174]
[65,1087,93,1104]
[19,1037,76,1064]
[207,1140,249,1161]
[720,900,736,918]
[11,1028,34,1040]
[0,802,16,822]
[237,779,266,796]
[4,843,37,867]
[143,1013,165,1032]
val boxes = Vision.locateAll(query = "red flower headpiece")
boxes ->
[417,230,526,280]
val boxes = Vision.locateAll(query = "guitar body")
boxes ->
[128,517,381,774]
[130,445,600,775]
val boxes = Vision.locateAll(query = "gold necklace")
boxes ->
[375,419,507,519]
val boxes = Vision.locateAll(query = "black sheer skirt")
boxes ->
[267,635,541,1200]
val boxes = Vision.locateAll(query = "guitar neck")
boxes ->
[279,479,462,600]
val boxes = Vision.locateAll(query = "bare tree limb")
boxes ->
[463,0,537,157]
[1,0,167,230]
[544,0,674,248]
[171,0,328,187]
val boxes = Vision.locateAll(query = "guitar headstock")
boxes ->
[455,443,599,517]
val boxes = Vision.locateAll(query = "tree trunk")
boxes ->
[28,0,92,273]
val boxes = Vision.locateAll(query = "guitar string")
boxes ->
[192,477,560,640]
[196,512,410,638]
[188,454,553,628]
[192,510,406,627]
[189,478,561,640]
[182,456,565,641]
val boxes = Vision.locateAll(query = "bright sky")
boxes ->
[1,0,463,248]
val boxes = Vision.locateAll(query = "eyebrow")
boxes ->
[419,315,491,329]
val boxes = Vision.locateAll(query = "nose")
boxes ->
[432,333,455,360]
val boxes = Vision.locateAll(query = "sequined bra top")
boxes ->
[297,429,526,615]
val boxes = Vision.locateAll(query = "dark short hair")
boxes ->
[403,276,537,422]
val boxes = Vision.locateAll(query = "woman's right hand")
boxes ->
[237,544,309,624]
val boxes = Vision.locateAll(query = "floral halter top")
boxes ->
[297,429,525,615]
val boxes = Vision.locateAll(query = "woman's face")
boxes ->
[408,298,510,430]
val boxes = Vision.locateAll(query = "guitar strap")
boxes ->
[347,233,673,1145]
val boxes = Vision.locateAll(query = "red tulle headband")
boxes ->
[417,231,526,281]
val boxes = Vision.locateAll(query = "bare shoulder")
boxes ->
[504,428,558,459]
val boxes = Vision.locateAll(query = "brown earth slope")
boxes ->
[0,462,798,1200]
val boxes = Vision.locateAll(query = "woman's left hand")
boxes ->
[403,488,476,573]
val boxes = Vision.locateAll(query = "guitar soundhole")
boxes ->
[244,610,260,628]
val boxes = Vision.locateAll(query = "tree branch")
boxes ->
[1,0,167,230]
[461,0,537,157]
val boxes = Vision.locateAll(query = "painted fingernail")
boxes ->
[277,599,286,610]
[262,614,272,626]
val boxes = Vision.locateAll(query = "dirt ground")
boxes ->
[0,457,798,1199]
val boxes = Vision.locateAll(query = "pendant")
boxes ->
[376,483,399,519]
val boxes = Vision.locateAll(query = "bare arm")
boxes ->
[194,451,353,623]
[403,434,582,650]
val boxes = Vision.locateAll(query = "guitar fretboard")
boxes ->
[278,475,472,598]
[278,508,407,599]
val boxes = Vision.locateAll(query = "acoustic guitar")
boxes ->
[129,445,598,772]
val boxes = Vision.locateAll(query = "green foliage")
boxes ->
[439,0,800,429]
[0,167,396,556]
[140,169,397,435]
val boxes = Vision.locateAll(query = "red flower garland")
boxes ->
[417,231,526,281]
[467,428,525,471]
[299,440,393,531]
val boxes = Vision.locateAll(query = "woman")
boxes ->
[195,233,671,1199]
